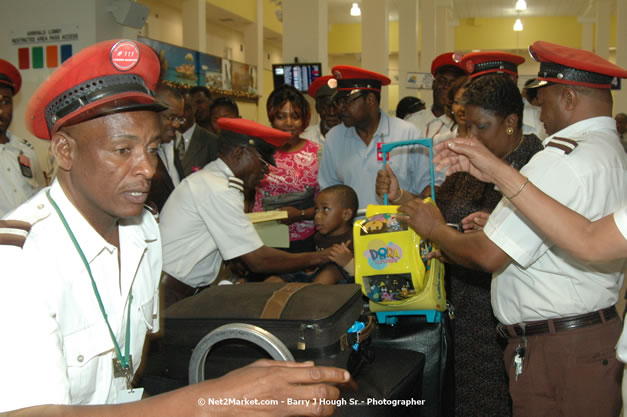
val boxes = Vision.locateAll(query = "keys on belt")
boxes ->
[513,326,527,381]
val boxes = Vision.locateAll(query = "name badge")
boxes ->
[376,142,383,162]
[18,153,33,178]
[116,388,144,404]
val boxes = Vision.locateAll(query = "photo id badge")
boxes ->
[377,142,383,162]
[116,387,144,404]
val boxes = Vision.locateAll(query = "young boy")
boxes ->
[267,184,358,284]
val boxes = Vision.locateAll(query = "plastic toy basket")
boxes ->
[353,139,446,314]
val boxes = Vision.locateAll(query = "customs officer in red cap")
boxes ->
[406,52,467,140]
[398,41,627,417]
[462,50,547,140]
[0,58,45,216]
[302,75,340,145]
[159,117,337,301]
[0,39,349,417]
[318,65,432,206]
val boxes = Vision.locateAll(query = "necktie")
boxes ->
[176,137,186,161]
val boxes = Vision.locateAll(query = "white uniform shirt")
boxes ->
[318,110,433,207]
[0,131,44,217]
[615,207,627,240]
[302,123,325,146]
[484,117,627,325]
[522,98,547,141]
[0,180,161,410]
[406,108,454,140]
[613,206,627,362]
[160,158,263,288]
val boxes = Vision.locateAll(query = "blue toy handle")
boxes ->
[381,139,436,205]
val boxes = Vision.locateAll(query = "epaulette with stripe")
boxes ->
[228,176,244,193]
[0,220,32,248]
[545,137,578,155]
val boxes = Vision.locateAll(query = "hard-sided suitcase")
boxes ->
[161,282,370,381]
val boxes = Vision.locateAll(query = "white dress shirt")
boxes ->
[0,180,161,409]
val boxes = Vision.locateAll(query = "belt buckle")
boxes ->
[496,323,509,338]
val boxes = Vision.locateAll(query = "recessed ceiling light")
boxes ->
[350,3,361,17]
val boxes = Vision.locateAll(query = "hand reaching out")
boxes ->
[433,137,507,183]
[461,211,490,233]
[195,359,351,417]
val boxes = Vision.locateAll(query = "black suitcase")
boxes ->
[161,282,370,381]
[333,346,425,417]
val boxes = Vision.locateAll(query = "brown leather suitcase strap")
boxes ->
[260,282,313,319]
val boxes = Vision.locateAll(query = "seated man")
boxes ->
[160,118,334,305]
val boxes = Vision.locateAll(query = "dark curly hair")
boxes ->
[266,84,311,130]
[320,184,359,219]
[396,96,425,119]
[463,74,523,128]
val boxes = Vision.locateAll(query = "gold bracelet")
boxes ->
[390,188,404,203]
[505,176,529,200]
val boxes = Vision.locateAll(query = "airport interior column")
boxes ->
[182,0,206,53]
[281,0,329,73]
[435,5,451,58]
[398,0,419,103]
[579,17,594,52]
[361,0,390,113]
[595,0,611,60]
[419,0,437,112]
[616,0,627,113]
[244,0,264,122]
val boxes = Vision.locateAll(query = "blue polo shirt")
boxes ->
[318,110,433,207]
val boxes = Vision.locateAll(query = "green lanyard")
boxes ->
[46,190,133,374]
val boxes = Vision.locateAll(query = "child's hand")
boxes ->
[329,242,353,267]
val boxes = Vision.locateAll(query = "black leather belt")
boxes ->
[497,306,618,338]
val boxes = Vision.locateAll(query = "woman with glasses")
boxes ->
[252,84,320,253]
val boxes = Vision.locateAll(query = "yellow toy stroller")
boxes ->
[353,139,446,324]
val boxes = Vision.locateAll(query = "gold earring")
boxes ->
[506,127,514,135]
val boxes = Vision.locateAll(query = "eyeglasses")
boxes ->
[164,113,187,125]
[248,147,269,169]
[332,91,365,108]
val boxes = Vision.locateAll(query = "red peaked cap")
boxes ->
[527,40,627,89]
[217,117,291,166]
[431,52,466,76]
[461,51,525,79]
[307,75,336,99]
[0,59,22,95]
[331,65,391,94]
[25,39,165,140]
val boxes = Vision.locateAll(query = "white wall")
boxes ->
[0,0,133,171]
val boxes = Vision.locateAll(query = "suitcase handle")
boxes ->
[381,139,436,205]
[188,323,295,385]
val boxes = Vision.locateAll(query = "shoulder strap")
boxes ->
[0,220,32,248]
[545,137,578,155]
[260,282,313,319]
